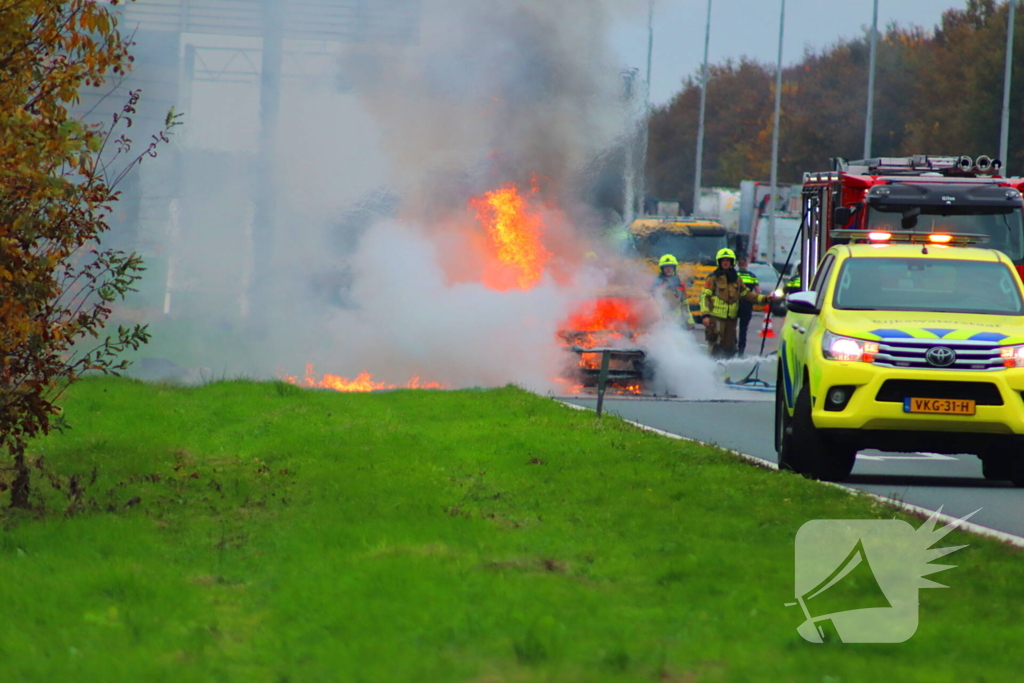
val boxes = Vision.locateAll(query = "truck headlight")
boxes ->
[999,345,1024,367]
[822,331,879,362]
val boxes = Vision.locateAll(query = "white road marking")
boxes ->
[556,400,1024,550]
[857,452,959,461]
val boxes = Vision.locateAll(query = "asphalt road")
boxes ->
[561,393,1024,540]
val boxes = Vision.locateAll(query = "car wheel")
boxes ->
[1009,459,1024,488]
[787,381,856,481]
[980,454,1012,481]
[776,361,799,471]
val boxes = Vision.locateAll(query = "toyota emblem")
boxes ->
[925,346,956,367]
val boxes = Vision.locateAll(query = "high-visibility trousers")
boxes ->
[704,316,738,356]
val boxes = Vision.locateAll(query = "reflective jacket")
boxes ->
[737,268,759,288]
[737,268,760,312]
[651,273,694,324]
[650,273,684,300]
[701,271,767,319]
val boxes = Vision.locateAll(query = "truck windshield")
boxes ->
[637,233,728,265]
[866,206,1024,262]
[833,258,1024,315]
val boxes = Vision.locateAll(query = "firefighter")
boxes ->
[735,255,760,356]
[784,264,803,294]
[651,254,695,328]
[700,248,773,358]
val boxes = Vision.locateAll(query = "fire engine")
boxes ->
[797,155,1024,287]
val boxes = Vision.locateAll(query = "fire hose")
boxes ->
[730,218,805,388]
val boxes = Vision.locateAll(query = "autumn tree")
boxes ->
[647,59,775,210]
[646,0,1024,204]
[1,0,178,508]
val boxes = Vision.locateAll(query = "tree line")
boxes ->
[646,0,1024,210]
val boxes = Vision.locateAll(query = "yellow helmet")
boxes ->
[658,254,679,268]
[716,248,737,264]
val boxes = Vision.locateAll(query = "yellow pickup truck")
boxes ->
[776,235,1024,484]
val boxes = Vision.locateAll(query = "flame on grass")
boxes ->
[283,364,446,392]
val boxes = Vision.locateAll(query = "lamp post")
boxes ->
[639,0,654,219]
[1000,1,1017,170]
[767,0,786,268]
[693,0,712,215]
[863,0,878,159]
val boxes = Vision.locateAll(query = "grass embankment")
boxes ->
[1,378,1020,682]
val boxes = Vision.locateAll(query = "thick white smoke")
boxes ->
[642,323,723,399]
[315,218,585,389]
[133,0,722,394]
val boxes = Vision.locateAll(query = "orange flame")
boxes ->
[562,297,655,333]
[558,296,658,349]
[551,377,584,390]
[283,364,446,392]
[549,377,643,396]
[469,182,551,290]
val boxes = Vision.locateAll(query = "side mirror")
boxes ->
[833,206,852,225]
[786,291,820,315]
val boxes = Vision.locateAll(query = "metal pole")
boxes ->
[767,0,786,269]
[595,351,611,417]
[693,0,712,215]
[622,70,636,226]
[863,0,878,159]
[635,0,653,219]
[1001,0,1016,169]
[250,0,284,323]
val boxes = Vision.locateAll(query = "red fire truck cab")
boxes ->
[797,155,1024,285]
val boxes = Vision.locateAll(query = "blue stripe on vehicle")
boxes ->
[869,328,915,339]
[922,328,955,338]
[969,332,1009,342]
[780,340,793,409]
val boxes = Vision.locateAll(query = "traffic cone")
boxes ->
[759,313,775,338]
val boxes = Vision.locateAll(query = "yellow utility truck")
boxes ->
[628,217,731,318]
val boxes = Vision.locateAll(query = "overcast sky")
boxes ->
[611,0,964,105]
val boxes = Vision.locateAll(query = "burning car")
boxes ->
[557,285,663,392]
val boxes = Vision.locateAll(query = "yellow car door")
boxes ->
[781,253,838,409]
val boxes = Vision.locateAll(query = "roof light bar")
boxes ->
[831,230,989,246]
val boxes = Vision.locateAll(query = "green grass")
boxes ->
[1,378,1020,682]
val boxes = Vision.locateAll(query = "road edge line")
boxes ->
[557,400,1024,550]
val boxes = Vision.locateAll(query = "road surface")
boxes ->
[562,392,1024,540]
